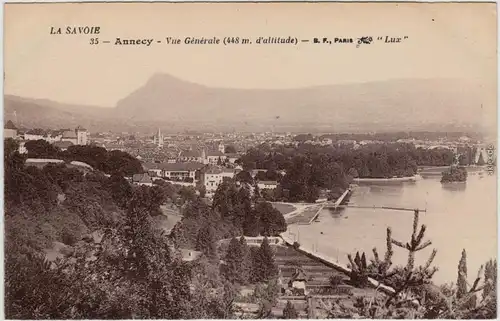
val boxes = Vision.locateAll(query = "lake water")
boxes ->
[286,174,497,285]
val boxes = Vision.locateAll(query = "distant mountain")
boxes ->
[4,75,491,134]
[114,74,486,132]
[4,95,117,132]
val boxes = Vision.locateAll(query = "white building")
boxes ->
[144,162,204,182]
[24,130,45,141]
[257,180,279,190]
[76,126,89,145]
[321,138,333,146]
[205,150,227,165]
[202,166,225,194]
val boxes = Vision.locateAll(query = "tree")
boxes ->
[239,236,252,284]
[347,167,359,178]
[477,151,486,166]
[223,237,243,284]
[25,139,61,158]
[482,259,497,301]
[457,249,468,299]
[293,133,314,142]
[441,166,467,183]
[253,237,278,282]
[108,173,133,208]
[178,186,197,205]
[253,184,261,200]
[196,224,218,260]
[198,185,207,198]
[243,209,260,237]
[235,170,253,184]
[225,145,237,154]
[255,202,287,236]
[283,301,298,319]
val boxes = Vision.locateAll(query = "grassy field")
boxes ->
[271,203,297,215]
[285,206,321,225]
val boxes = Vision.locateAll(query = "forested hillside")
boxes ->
[4,138,287,318]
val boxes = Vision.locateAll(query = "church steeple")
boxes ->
[156,128,163,148]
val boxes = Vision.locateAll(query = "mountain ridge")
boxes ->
[4,74,490,133]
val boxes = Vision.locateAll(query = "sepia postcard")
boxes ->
[3,2,498,319]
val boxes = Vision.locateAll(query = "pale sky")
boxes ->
[4,3,497,108]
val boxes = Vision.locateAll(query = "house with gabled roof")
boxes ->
[288,268,309,295]
[4,120,17,139]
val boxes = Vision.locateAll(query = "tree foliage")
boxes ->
[23,140,143,176]
[441,166,468,183]
[4,148,236,319]
[212,181,286,237]
[283,301,298,319]
[237,142,461,202]
[252,237,279,283]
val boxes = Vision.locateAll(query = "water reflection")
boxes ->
[441,182,467,192]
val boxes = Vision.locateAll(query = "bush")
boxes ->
[329,274,344,289]
[61,230,78,246]
[283,301,298,319]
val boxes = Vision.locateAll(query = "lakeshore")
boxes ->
[284,174,496,285]
[353,175,421,183]
[273,188,352,225]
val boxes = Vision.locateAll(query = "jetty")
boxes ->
[329,204,427,213]
[307,188,351,224]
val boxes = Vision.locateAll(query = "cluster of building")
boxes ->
[10,120,489,198]
[132,158,280,198]
[135,162,279,197]
[4,120,90,153]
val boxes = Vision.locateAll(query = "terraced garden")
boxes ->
[274,245,347,285]
[275,245,379,296]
